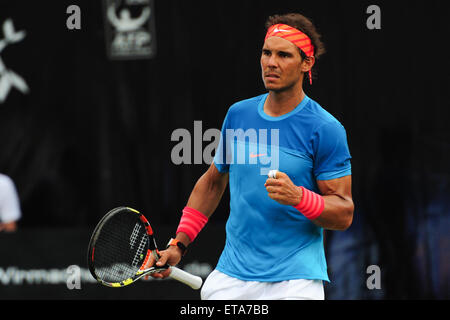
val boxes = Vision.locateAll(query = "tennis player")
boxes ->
[150,13,354,300]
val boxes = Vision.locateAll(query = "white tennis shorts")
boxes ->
[201,269,325,300]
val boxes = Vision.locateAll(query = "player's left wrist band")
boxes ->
[166,238,188,256]
[293,186,325,220]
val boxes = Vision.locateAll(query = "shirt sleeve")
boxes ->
[0,176,22,223]
[312,121,352,181]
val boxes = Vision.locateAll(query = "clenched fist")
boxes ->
[265,170,303,206]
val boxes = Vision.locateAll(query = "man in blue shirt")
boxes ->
[152,13,354,300]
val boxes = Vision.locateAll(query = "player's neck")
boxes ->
[265,86,305,117]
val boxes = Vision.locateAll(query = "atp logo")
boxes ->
[103,0,157,59]
[0,19,29,104]
[107,4,151,32]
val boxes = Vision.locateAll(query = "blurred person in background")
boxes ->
[0,173,22,232]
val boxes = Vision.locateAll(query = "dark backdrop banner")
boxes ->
[0,0,448,300]
[0,226,223,300]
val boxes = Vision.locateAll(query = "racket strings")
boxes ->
[132,234,148,268]
[93,211,149,283]
[129,223,141,249]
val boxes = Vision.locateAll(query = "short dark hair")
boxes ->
[265,13,326,81]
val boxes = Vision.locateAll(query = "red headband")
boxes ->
[265,24,315,84]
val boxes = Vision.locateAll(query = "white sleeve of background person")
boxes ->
[0,174,22,223]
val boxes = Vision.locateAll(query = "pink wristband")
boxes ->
[176,206,209,242]
[293,186,324,220]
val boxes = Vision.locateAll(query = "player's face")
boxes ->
[261,37,305,92]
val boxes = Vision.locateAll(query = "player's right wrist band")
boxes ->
[176,206,208,242]
[293,186,325,220]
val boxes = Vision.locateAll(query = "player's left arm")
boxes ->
[313,175,353,231]
[266,120,353,230]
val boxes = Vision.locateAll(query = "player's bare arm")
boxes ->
[175,162,229,247]
[185,163,229,221]
[314,175,353,230]
[265,171,353,231]
[150,163,229,278]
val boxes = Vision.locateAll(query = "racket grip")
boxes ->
[169,266,203,290]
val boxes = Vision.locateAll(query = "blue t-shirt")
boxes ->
[213,93,352,282]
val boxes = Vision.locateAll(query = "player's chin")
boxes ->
[264,80,281,90]
[264,83,287,93]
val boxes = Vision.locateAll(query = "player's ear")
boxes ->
[301,56,315,72]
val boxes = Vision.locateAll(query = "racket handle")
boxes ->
[169,266,203,290]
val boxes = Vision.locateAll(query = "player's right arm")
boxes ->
[170,162,228,250]
[185,162,229,220]
[149,163,229,278]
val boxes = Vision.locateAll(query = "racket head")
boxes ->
[87,207,159,287]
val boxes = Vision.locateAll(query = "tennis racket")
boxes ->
[87,206,203,290]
